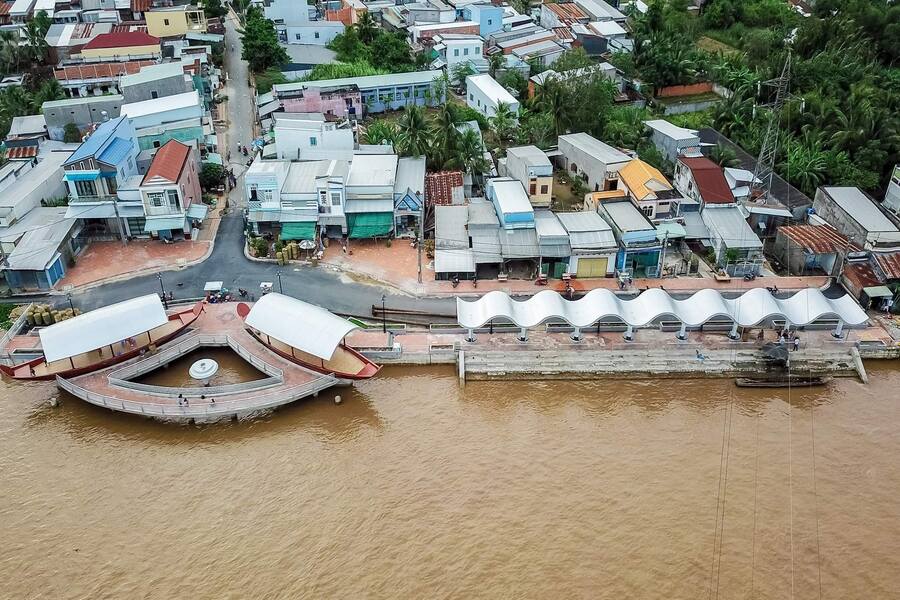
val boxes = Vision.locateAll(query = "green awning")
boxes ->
[347,212,393,239]
[144,215,186,232]
[280,221,316,240]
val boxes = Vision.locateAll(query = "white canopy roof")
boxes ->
[39,294,168,364]
[457,288,869,329]
[244,293,357,360]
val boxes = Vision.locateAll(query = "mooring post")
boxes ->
[466,328,476,342]
[458,349,465,383]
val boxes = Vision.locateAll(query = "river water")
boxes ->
[2,364,899,599]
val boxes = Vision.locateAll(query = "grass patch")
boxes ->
[655,92,723,106]
[697,35,740,55]
[254,67,287,94]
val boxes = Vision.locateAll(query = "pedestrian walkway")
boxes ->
[61,240,211,288]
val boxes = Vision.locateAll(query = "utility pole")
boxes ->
[751,50,792,206]
[113,196,126,246]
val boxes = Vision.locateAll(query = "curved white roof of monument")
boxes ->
[245,293,357,360]
[456,288,869,329]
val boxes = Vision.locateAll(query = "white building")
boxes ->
[465,74,519,118]
[121,90,203,130]
[257,0,344,45]
[273,113,353,161]
[431,33,487,77]
[557,132,631,192]
[644,119,701,163]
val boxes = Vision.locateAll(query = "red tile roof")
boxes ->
[142,140,191,185]
[83,31,160,50]
[873,251,900,280]
[131,0,151,12]
[6,146,38,159]
[425,171,464,206]
[54,60,157,81]
[778,224,858,254]
[679,156,734,204]
[0,2,12,17]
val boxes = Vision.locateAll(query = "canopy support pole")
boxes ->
[728,322,740,340]
[570,326,582,342]
[517,327,528,343]
[832,320,844,339]
[677,322,687,340]
[466,328,476,343]
[69,357,75,369]
[623,324,633,341]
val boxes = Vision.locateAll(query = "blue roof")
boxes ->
[65,116,128,165]
[97,137,134,166]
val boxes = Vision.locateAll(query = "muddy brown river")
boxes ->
[1,364,898,598]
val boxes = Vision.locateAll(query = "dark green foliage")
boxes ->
[63,123,81,143]
[241,6,289,73]
[200,163,226,191]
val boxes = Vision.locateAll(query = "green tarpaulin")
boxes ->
[347,212,393,239]
[280,222,316,240]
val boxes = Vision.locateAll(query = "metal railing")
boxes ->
[0,302,33,364]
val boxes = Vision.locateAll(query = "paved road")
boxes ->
[64,15,456,317]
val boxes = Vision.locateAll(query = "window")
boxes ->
[309,136,317,146]
[331,192,341,206]
[529,183,536,195]
[641,205,654,217]
[148,192,164,207]
[153,140,161,148]
[151,90,158,99]
[128,157,135,171]
[464,48,469,55]
[295,33,301,40]
[164,18,170,25]
[469,93,473,101]
[540,184,548,194]
[167,189,179,210]
[477,99,481,107]
[314,32,320,39]
[488,19,492,25]
[74,179,97,197]
[454,48,459,57]
[262,189,274,202]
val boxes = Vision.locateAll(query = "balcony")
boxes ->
[68,195,117,203]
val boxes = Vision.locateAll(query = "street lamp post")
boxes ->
[157,273,168,309]
[276,271,283,294]
[66,294,75,312]
[381,294,386,333]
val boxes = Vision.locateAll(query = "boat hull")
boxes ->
[735,376,832,388]
[0,303,203,381]
[245,328,381,380]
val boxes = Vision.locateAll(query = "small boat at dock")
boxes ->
[735,376,832,388]
[0,295,203,381]
[237,294,380,380]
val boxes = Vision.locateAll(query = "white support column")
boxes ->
[571,326,582,341]
[466,328,476,343]
[728,322,740,340]
[832,319,844,339]
[677,322,687,340]
[517,327,528,342]
[623,324,634,341]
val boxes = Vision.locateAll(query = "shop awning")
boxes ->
[281,221,316,240]
[63,170,100,181]
[347,212,393,239]
[186,203,209,220]
[656,221,686,241]
[144,215,185,232]
[863,285,894,298]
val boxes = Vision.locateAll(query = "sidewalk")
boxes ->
[60,239,212,289]
[320,239,830,297]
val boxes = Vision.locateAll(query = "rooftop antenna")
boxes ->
[750,49,791,206]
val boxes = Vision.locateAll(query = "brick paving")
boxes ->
[61,239,211,288]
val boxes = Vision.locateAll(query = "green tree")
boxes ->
[450,62,476,85]
[363,120,400,147]
[23,12,50,66]
[355,11,378,45]
[199,163,226,191]
[550,47,594,73]
[369,31,414,72]
[63,122,81,143]
[241,6,289,73]
[201,0,228,19]
[327,27,369,63]
[490,101,516,146]
[449,128,489,179]
[0,30,20,72]
[488,52,504,78]
[430,102,458,168]
[397,104,429,157]
[709,144,740,168]
[536,79,570,136]
[32,79,64,110]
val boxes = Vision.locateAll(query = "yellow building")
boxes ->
[81,31,161,59]
[146,6,208,38]
[617,159,677,220]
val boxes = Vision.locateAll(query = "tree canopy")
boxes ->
[241,6,289,73]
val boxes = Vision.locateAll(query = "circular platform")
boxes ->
[189,358,219,382]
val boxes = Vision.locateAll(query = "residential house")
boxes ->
[510,39,566,68]
[145,5,207,38]
[0,151,70,231]
[700,204,764,274]
[617,159,679,220]
[80,0,121,23]
[42,96,124,141]
[9,0,35,23]
[644,119,701,163]
[486,178,539,270]
[431,33,487,77]
[596,197,662,277]
[273,113,353,161]
[812,186,900,250]
[138,140,205,240]
[674,156,735,208]
[465,74,519,118]
[62,116,141,241]
[80,31,162,59]
[273,71,445,116]
[534,210,571,277]
[528,63,619,99]
[409,21,480,46]
[573,0,627,22]
[467,198,503,275]
[556,210,617,277]
[0,160,33,195]
[540,2,589,28]
[52,60,157,97]
[724,167,759,203]
[773,223,855,276]
[6,115,47,143]
[245,159,290,234]
[261,0,344,46]
[462,3,504,37]
[345,153,398,239]
[557,132,631,193]
[434,204,476,280]
[3,215,82,291]
[584,20,633,52]
[119,62,193,103]
[121,90,206,150]
[424,170,464,206]
[884,165,900,217]
[504,145,552,208]
[45,22,115,62]
[394,156,426,236]
[279,160,347,241]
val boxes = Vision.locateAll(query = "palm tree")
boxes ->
[781,143,828,197]
[450,62,476,86]
[709,144,740,168]
[488,52,504,78]
[355,11,378,45]
[362,120,400,148]
[32,79,64,111]
[536,79,570,136]
[0,30,20,73]
[449,128,489,181]
[490,101,515,146]
[430,102,458,168]
[0,86,34,121]
[22,19,48,66]
[397,104,429,157]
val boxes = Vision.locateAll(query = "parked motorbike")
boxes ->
[743,272,757,281]
[472,277,477,288]
[451,276,460,288]
[238,288,249,298]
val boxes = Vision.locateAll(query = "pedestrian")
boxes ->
[184,397,189,406]
[210,398,215,404]
[779,333,786,345]
[696,349,706,362]
[793,336,800,352]
[178,398,183,406]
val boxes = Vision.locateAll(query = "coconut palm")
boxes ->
[709,144,740,168]
[32,79,64,111]
[0,30,20,73]
[397,104,429,157]
[488,52,504,78]
[490,101,516,146]
[780,142,828,197]
[535,79,570,136]
[22,19,48,66]
[430,102,458,168]
[450,62,476,86]
[449,128,489,180]
[363,120,400,148]
[0,86,33,121]
[355,11,378,45]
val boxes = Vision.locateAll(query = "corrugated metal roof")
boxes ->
[679,156,734,204]
[778,224,855,254]
[872,251,900,280]
[701,205,763,250]
[5,218,75,271]
[65,116,128,165]
[97,136,134,166]
[471,230,502,263]
[499,227,539,259]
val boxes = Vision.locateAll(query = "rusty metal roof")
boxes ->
[778,224,858,254]
[872,251,900,280]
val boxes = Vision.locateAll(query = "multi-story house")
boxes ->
[505,145,553,208]
[145,5,208,39]
[63,116,141,241]
[431,33,488,78]
[139,140,205,240]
